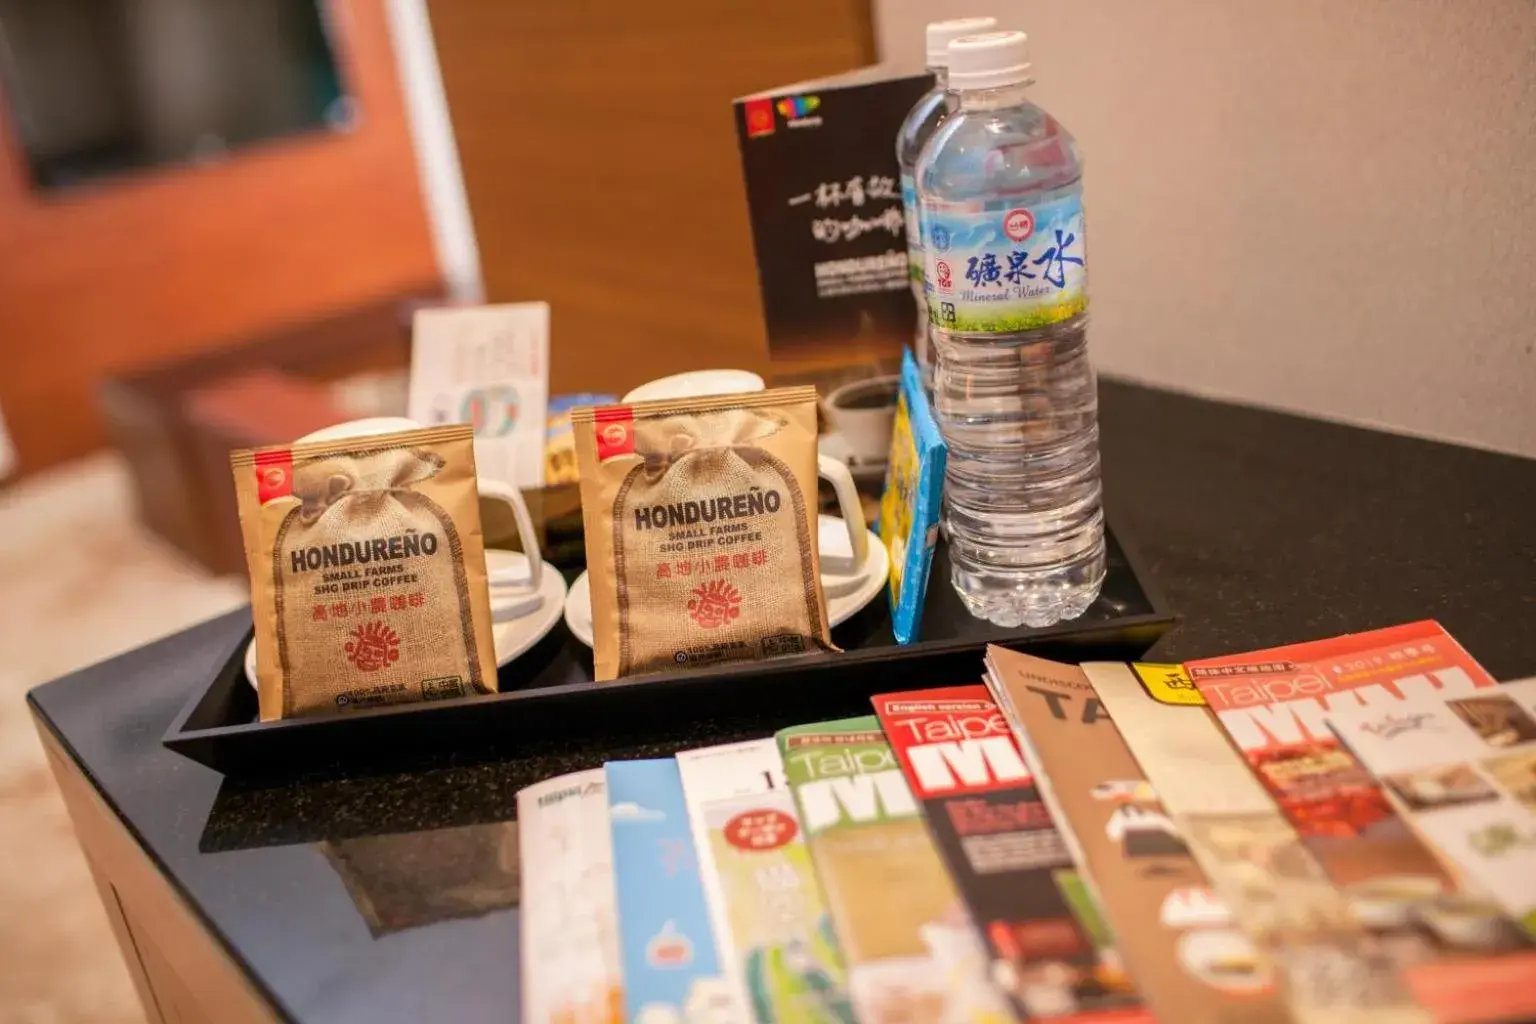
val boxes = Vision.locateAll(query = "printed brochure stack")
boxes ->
[517,621,1536,1024]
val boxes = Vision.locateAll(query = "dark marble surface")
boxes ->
[28,380,1536,1024]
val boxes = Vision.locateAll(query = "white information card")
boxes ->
[409,303,550,489]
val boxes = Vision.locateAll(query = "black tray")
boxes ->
[164,517,1174,776]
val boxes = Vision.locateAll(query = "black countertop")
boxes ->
[29,380,1536,1024]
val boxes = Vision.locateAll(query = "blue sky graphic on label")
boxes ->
[921,193,1088,333]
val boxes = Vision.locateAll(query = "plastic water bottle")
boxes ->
[896,17,996,386]
[916,30,1105,627]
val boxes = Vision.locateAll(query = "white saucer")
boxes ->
[483,549,568,665]
[563,516,889,648]
[243,549,568,688]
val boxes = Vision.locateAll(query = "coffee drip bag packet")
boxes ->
[231,424,498,720]
[572,386,834,681]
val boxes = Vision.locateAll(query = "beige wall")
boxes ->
[876,0,1536,456]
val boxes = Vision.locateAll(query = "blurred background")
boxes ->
[0,0,1531,1019]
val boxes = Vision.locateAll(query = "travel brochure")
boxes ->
[1186,623,1536,1018]
[1185,621,1495,884]
[1081,660,1424,1024]
[1328,678,1536,941]
[517,769,624,1024]
[676,739,852,1024]
[777,717,1010,1024]
[606,758,733,1024]
[987,650,1286,1024]
[517,622,1536,1024]
[872,685,1134,1020]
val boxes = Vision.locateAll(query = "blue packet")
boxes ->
[607,758,733,1023]
[878,349,947,644]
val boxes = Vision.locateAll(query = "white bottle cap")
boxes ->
[947,29,1034,90]
[925,17,998,67]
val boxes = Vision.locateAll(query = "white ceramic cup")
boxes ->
[622,369,765,405]
[295,416,544,602]
[620,373,870,579]
[824,375,900,466]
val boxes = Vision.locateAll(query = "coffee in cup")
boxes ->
[824,375,900,467]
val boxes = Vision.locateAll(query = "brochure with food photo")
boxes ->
[675,739,853,1024]
[1185,621,1494,884]
[517,769,625,1024]
[872,684,1142,1021]
[985,649,1285,1024]
[606,759,735,1024]
[1328,678,1536,945]
[777,717,1011,1024]
[1083,661,1431,1024]
[1186,623,1536,1018]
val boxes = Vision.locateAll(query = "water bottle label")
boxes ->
[900,172,923,286]
[921,193,1087,333]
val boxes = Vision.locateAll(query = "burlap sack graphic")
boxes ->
[574,387,833,681]
[233,424,496,720]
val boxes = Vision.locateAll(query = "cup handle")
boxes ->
[816,453,869,576]
[476,478,544,595]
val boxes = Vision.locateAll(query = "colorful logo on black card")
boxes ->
[776,94,823,130]
[776,95,820,118]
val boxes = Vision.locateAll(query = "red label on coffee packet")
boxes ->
[254,449,294,503]
[594,407,636,461]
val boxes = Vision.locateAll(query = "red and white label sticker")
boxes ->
[594,406,636,461]
[1003,208,1036,241]
[255,449,294,503]
[723,808,798,851]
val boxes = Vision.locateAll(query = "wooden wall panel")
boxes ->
[0,0,439,477]
[426,0,876,397]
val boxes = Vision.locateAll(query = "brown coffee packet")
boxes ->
[231,424,498,720]
[572,385,835,681]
